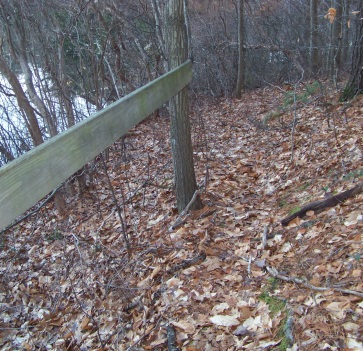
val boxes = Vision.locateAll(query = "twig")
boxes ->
[100,153,131,257]
[262,225,268,249]
[125,316,162,351]
[68,272,106,348]
[284,309,294,347]
[265,264,363,298]
[290,71,304,164]
[169,189,201,231]
[247,256,252,278]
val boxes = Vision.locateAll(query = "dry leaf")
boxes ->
[325,8,337,23]
[172,320,196,334]
[326,301,350,320]
[209,315,240,327]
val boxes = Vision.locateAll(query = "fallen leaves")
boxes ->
[1,83,363,350]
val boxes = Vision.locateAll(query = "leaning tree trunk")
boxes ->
[164,0,202,212]
[340,6,363,101]
[0,54,44,147]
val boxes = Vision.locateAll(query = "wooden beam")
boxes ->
[0,60,192,230]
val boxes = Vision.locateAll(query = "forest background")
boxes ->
[0,0,361,167]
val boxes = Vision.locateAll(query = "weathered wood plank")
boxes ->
[0,60,192,230]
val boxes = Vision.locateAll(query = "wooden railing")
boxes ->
[0,60,192,230]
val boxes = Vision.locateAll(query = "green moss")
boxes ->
[289,206,301,215]
[279,331,289,351]
[297,181,310,192]
[259,288,291,350]
[259,291,286,316]
[339,85,356,102]
[46,230,64,241]
[343,168,363,180]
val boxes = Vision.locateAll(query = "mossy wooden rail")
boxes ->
[0,60,192,230]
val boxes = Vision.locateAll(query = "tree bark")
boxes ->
[281,183,363,226]
[0,54,44,146]
[7,3,58,137]
[0,143,15,163]
[309,0,319,75]
[340,5,363,101]
[235,0,245,98]
[164,0,202,212]
[330,0,343,81]
[341,0,350,65]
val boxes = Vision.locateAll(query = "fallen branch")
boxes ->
[169,190,202,231]
[284,309,294,347]
[281,182,363,226]
[265,264,363,298]
[166,324,180,351]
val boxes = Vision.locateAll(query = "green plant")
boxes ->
[297,181,311,191]
[46,230,64,241]
[352,253,361,261]
[278,199,288,208]
[263,81,320,125]
[305,81,320,96]
[263,108,284,125]
[282,81,320,107]
[343,168,363,180]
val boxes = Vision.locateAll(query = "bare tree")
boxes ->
[341,3,363,100]
[235,0,245,98]
[164,0,202,211]
[309,0,319,75]
[0,51,44,147]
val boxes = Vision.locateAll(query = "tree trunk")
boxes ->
[341,0,350,65]
[0,143,15,163]
[164,0,202,212]
[0,54,44,146]
[309,0,319,75]
[235,0,245,98]
[330,0,343,81]
[340,5,363,101]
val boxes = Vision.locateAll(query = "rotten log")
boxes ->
[281,182,363,226]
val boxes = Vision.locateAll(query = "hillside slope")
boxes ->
[1,83,363,350]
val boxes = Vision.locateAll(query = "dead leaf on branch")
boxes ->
[325,8,337,23]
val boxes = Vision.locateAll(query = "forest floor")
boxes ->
[1,81,363,351]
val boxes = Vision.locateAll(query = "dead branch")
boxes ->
[281,182,363,226]
[166,324,180,351]
[100,154,131,256]
[265,264,363,298]
[125,316,162,351]
[284,309,294,347]
[169,189,202,231]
